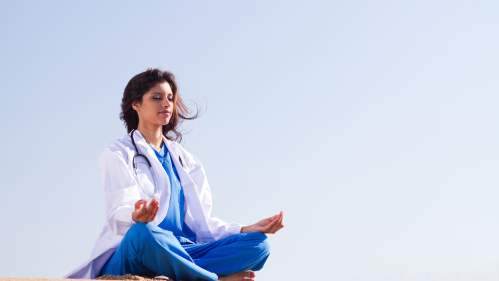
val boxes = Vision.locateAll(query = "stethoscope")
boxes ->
[131,129,159,200]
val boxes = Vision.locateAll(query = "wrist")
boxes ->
[241,225,253,233]
[132,212,139,223]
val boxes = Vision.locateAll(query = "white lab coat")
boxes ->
[64,131,244,279]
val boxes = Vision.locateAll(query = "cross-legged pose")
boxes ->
[64,68,284,281]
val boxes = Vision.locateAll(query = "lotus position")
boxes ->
[64,68,284,281]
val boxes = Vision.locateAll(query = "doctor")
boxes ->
[64,68,284,281]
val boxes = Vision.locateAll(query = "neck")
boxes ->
[136,122,163,150]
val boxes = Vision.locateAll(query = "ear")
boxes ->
[132,100,141,112]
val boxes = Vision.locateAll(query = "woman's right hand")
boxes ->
[132,198,159,223]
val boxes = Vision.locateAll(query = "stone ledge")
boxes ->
[98,274,185,281]
[0,274,182,281]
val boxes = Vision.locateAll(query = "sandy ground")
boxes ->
[0,275,164,281]
[0,279,95,281]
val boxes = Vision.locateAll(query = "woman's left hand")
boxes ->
[241,211,285,234]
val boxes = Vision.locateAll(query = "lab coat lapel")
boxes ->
[163,139,196,192]
[130,130,170,225]
[164,139,213,240]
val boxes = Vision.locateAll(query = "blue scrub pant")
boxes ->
[99,223,271,281]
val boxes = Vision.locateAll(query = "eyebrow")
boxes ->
[151,92,173,95]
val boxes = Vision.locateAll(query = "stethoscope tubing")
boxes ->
[131,129,159,199]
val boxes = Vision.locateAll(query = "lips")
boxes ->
[159,111,171,116]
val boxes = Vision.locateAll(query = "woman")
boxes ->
[64,68,284,281]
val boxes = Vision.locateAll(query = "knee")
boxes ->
[244,231,267,240]
[258,235,271,256]
[127,222,155,237]
[245,232,271,256]
[239,233,271,272]
[126,223,175,245]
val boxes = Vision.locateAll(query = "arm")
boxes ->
[99,147,158,235]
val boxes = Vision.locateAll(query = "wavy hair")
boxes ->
[120,68,198,142]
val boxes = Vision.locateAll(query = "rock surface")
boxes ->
[97,274,182,281]
[97,274,155,281]
[0,275,182,281]
[0,279,91,281]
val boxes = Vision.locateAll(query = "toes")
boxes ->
[244,270,256,278]
[220,271,255,281]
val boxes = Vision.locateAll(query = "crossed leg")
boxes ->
[184,231,271,279]
[100,223,270,281]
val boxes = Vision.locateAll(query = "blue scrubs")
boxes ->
[153,143,197,245]
[100,142,270,281]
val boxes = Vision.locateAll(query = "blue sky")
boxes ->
[1,1,498,280]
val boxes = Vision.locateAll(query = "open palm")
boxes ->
[132,198,159,223]
[241,211,284,234]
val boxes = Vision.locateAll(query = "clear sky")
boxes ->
[0,1,498,280]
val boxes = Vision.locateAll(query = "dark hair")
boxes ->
[120,68,198,142]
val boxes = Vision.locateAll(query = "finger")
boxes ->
[261,216,280,232]
[147,199,157,212]
[275,213,284,231]
[275,216,284,232]
[150,200,159,221]
[261,214,279,226]
[269,212,284,234]
[145,200,159,222]
[152,201,160,218]
[143,199,155,221]
[264,216,280,229]
[145,199,154,211]
[269,214,279,222]
[135,200,150,222]
[137,200,152,222]
[142,200,149,212]
[271,212,282,224]
[133,210,145,223]
[134,199,146,211]
[275,220,285,232]
[137,206,149,221]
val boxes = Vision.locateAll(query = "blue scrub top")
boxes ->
[148,142,197,244]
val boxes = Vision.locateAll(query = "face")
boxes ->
[132,81,174,127]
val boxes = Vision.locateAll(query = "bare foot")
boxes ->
[218,270,256,281]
